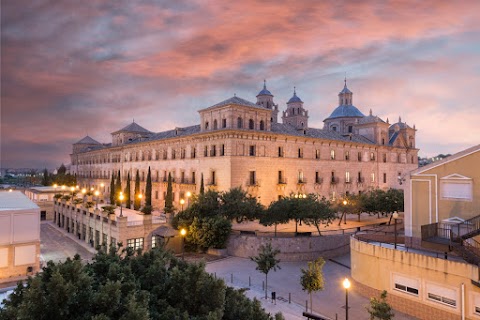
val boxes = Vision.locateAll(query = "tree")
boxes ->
[219,187,264,223]
[134,170,140,210]
[109,173,115,205]
[366,290,395,320]
[115,170,122,205]
[42,168,49,186]
[125,172,131,209]
[145,166,152,207]
[300,257,325,313]
[250,242,281,299]
[200,173,205,195]
[260,199,290,237]
[188,216,232,250]
[0,246,281,319]
[300,195,336,235]
[164,172,174,216]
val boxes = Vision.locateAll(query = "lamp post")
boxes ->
[138,193,143,209]
[393,211,399,249]
[94,190,100,209]
[180,228,187,260]
[343,199,348,224]
[61,185,66,196]
[343,278,350,320]
[180,199,185,211]
[119,193,124,217]
[186,191,191,207]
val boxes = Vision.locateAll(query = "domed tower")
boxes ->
[256,80,279,123]
[282,87,309,129]
[323,79,364,134]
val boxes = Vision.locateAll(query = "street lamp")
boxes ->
[94,190,100,209]
[180,228,187,260]
[343,199,348,225]
[343,278,350,320]
[180,199,185,211]
[119,193,124,217]
[186,191,191,207]
[61,185,66,196]
[138,193,143,208]
[393,211,399,249]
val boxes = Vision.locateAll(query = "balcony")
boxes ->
[297,178,307,185]
[246,179,260,187]
[330,177,339,185]
[314,177,323,184]
[357,177,365,184]
[277,178,287,185]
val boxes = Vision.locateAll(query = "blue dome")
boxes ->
[325,105,364,120]
[287,88,303,103]
[257,88,273,96]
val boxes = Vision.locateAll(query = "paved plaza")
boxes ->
[206,255,416,320]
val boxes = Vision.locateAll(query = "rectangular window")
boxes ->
[249,171,256,185]
[249,145,256,156]
[298,148,303,158]
[152,236,157,248]
[370,152,375,161]
[371,173,375,182]
[383,173,387,183]
[278,147,284,157]
[383,153,387,163]
[211,171,216,185]
[192,172,196,184]
[181,171,185,183]
[102,233,108,246]
[358,152,362,161]
[345,172,351,183]
[111,237,116,247]
[222,118,227,128]
[330,150,335,160]
[298,171,304,183]
[357,172,363,183]
[155,190,159,200]
[315,149,320,159]
[426,283,457,308]
[204,146,208,157]
[393,274,419,296]
[440,181,473,201]
[191,147,196,159]
[211,145,216,157]
[127,238,144,250]
[315,171,322,184]
[172,149,176,160]
[278,171,285,184]
[331,171,336,184]
[345,151,349,161]
[221,144,225,156]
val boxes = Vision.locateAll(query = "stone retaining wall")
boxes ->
[226,233,350,261]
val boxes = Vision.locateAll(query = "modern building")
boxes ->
[24,186,59,220]
[352,144,480,320]
[0,191,41,282]
[70,81,418,209]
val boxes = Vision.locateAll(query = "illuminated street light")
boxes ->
[180,228,187,260]
[343,278,351,320]
[180,199,185,211]
[119,193,125,217]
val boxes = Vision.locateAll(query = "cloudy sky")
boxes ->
[1,0,479,169]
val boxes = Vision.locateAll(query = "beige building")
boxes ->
[352,144,480,320]
[70,81,418,208]
[53,198,180,252]
[0,191,41,282]
[24,186,59,220]
[404,144,480,250]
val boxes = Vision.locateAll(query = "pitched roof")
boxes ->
[411,144,480,175]
[271,123,375,144]
[209,96,261,109]
[75,135,101,145]
[112,122,152,135]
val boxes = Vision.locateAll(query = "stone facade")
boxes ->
[70,82,418,209]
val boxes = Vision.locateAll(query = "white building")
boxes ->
[0,191,41,282]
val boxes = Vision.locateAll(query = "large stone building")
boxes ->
[70,81,418,208]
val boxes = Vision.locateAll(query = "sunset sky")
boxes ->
[1,0,479,169]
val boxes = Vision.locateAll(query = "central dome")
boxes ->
[325,105,364,120]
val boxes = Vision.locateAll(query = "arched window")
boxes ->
[259,120,265,130]
[205,121,209,130]
[222,119,227,128]
[249,119,254,130]
[213,119,218,130]
[237,117,243,128]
